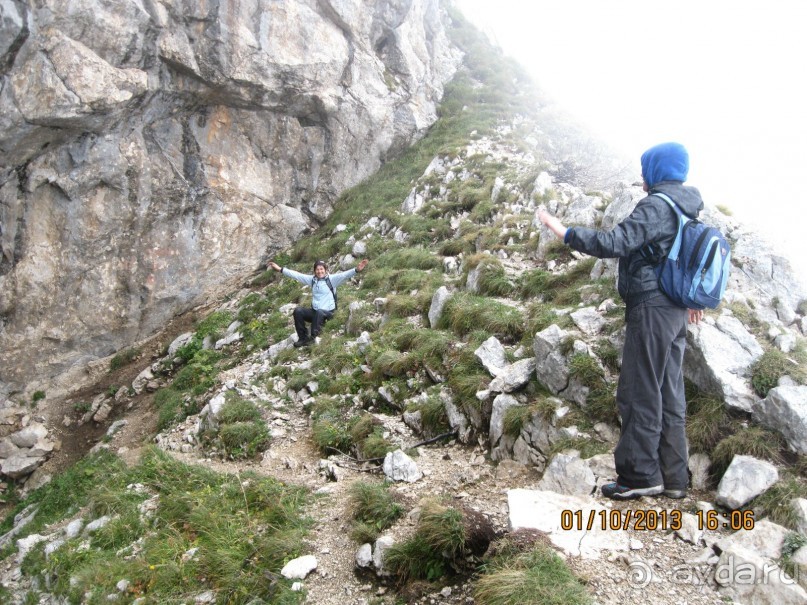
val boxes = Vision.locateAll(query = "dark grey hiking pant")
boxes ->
[615,295,689,490]
[293,306,333,340]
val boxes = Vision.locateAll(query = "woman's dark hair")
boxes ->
[313,260,328,271]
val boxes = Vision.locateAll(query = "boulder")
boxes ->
[537,453,596,497]
[685,315,763,412]
[428,286,452,329]
[281,555,317,580]
[716,455,778,509]
[753,386,807,454]
[507,489,629,558]
[383,450,422,483]
[533,324,570,395]
[489,358,537,393]
[570,307,606,336]
[474,336,507,377]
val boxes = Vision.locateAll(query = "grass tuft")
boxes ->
[475,540,591,605]
[348,481,404,543]
[385,500,467,583]
[750,347,807,397]
[440,293,523,342]
[711,426,784,480]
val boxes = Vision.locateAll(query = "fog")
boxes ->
[454,0,807,269]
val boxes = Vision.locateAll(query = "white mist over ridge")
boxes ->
[455,0,807,282]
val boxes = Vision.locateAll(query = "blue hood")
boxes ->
[641,142,689,187]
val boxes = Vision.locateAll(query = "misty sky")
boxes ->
[454,0,807,267]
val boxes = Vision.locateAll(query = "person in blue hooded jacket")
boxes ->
[268,258,368,347]
[538,142,704,501]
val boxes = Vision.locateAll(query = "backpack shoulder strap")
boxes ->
[324,276,337,309]
[651,191,684,217]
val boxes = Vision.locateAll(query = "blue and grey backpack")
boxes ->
[646,192,731,310]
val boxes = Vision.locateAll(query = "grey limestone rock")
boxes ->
[753,386,807,454]
[0,0,462,402]
[716,455,778,509]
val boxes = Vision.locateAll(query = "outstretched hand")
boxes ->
[268,261,281,272]
[357,259,369,272]
[538,210,567,240]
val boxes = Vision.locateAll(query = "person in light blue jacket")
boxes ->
[268,258,368,347]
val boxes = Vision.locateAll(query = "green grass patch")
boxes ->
[372,247,442,271]
[202,393,270,459]
[685,382,733,455]
[568,354,618,425]
[407,393,451,437]
[503,405,531,438]
[475,540,591,605]
[109,347,140,371]
[310,396,355,455]
[154,387,201,432]
[751,475,807,529]
[18,448,309,604]
[547,436,610,460]
[473,259,515,297]
[440,293,523,342]
[385,500,466,582]
[0,451,126,556]
[711,426,785,480]
[750,346,807,397]
[172,349,224,395]
[446,347,490,409]
[348,481,404,543]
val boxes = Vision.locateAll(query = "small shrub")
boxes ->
[217,421,270,459]
[109,348,140,371]
[31,391,45,404]
[217,393,262,424]
[154,388,188,431]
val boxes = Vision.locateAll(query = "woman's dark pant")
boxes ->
[293,307,333,340]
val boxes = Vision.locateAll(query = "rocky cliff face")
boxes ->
[0,0,461,400]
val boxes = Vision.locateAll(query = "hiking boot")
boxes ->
[663,488,687,499]
[601,482,663,501]
[293,337,311,348]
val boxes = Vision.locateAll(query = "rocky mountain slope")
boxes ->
[0,0,461,401]
[2,3,807,605]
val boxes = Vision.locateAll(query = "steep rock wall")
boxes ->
[0,0,461,399]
